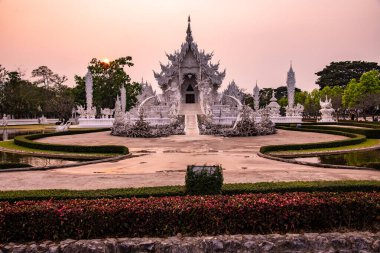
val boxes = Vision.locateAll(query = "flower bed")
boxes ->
[0,192,378,242]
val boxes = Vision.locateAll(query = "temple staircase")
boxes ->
[179,103,202,136]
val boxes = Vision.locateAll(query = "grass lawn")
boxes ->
[270,139,380,155]
[0,140,118,157]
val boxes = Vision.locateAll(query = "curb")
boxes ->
[0,153,132,173]
[257,151,378,171]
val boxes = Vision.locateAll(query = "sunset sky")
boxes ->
[1,0,379,92]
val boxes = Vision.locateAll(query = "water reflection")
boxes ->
[0,128,47,141]
[294,149,380,169]
[0,151,79,167]
[0,128,84,167]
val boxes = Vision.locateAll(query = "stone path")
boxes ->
[1,129,379,190]
[185,115,199,136]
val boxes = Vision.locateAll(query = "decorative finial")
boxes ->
[186,15,193,43]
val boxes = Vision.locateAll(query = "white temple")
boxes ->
[76,17,305,130]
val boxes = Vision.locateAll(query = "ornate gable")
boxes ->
[154,16,226,90]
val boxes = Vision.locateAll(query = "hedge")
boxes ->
[13,129,128,155]
[0,163,32,170]
[0,192,378,242]
[298,125,380,139]
[0,180,379,202]
[260,126,366,154]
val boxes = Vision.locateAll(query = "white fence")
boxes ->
[7,119,59,126]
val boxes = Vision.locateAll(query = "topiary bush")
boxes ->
[185,165,223,195]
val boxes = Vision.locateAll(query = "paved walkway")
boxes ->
[0,130,379,190]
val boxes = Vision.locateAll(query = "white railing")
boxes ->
[7,118,59,126]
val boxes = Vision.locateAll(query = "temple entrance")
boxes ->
[186,94,195,103]
[182,74,198,104]
[185,84,195,103]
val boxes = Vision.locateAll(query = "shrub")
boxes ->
[13,129,128,155]
[260,126,366,154]
[0,180,378,202]
[185,165,223,195]
[0,192,378,242]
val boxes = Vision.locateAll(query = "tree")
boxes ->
[343,70,380,120]
[31,66,68,88]
[315,61,380,89]
[73,57,141,111]
[0,71,42,118]
[303,89,321,119]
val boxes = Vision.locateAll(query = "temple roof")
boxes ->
[154,16,225,89]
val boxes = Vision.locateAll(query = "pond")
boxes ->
[0,128,86,168]
[0,128,48,141]
[294,149,380,169]
[0,152,82,167]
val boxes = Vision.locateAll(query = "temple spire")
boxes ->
[186,15,193,43]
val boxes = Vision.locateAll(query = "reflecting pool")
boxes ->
[294,149,380,169]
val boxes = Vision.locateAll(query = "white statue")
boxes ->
[39,115,48,124]
[266,91,280,117]
[167,81,180,117]
[114,95,124,123]
[120,85,126,113]
[101,108,114,118]
[319,96,336,122]
[76,105,86,118]
[85,70,93,111]
[56,122,71,132]
[1,114,8,127]
[198,79,213,116]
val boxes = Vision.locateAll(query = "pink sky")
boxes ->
[1,0,379,92]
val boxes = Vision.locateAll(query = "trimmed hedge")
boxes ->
[0,180,379,202]
[0,163,32,170]
[298,125,380,139]
[13,129,128,155]
[0,192,378,242]
[260,126,366,154]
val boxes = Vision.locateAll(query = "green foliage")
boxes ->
[185,165,223,195]
[0,180,378,202]
[31,66,68,88]
[343,70,380,119]
[315,61,380,89]
[72,57,141,112]
[0,66,75,120]
[303,89,322,117]
[13,129,128,155]
[0,163,31,170]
